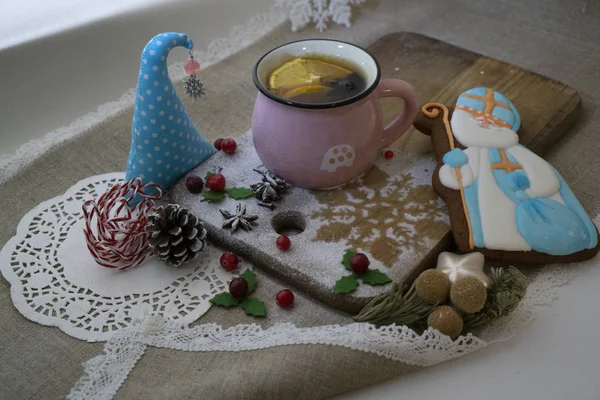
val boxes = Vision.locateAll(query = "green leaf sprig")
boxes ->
[210,269,266,317]
[333,250,392,294]
[202,171,254,203]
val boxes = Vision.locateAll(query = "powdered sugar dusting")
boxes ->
[172,130,449,299]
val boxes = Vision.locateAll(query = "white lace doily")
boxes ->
[68,256,594,400]
[0,172,240,342]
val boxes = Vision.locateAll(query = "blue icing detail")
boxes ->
[505,149,519,163]
[443,149,468,167]
[491,107,514,128]
[456,87,521,131]
[125,32,217,193]
[516,198,591,255]
[507,99,520,131]
[489,148,501,163]
[466,87,488,97]
[487,145,596,254]
[515,190,529,201]
[492,170,521,204]
[463,180,484,248]
[457,97,485,111]
[553,167,598,249]
[505,171,530,191]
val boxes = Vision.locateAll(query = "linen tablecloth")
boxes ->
[1,0,599,398]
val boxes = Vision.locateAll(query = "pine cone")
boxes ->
[146,204,207,267]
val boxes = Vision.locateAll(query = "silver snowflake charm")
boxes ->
[276,0,366,32]
[182,75,205,100]
[219,203,258,233]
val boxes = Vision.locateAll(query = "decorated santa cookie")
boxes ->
[414,87,599,264]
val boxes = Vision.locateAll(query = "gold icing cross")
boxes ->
[462,90,522,171]
[463,88,512,115]
[491,149,522,172]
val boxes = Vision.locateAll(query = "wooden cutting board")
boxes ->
[173,32,580,314]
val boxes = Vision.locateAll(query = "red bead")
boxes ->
[276,289,295,308]
[206,173,226,192]
[213,138,224,150]
[184,59,201,75]
[349,253,370,274]
[185,175,204,194]
[384,150,394,160]
[221,138,237,154]
[229,278,248,298]
[276,235,291,251]
[220,252,239,271]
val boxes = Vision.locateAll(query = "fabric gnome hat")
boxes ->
[125,32,216,192]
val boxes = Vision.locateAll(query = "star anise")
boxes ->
[219,203,258,233]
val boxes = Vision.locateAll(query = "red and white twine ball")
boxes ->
[82,178,162,270]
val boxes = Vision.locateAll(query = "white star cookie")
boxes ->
[435,252,490,287]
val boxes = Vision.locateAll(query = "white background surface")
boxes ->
[0,1,599,399]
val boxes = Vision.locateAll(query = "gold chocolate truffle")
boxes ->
[415,269,451,304]
[427,306,464,339]
[450,276,488,314]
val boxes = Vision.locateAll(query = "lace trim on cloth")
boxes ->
[68,255,594,400]
[0,9,287,186]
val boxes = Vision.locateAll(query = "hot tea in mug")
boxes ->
[252,39,419,189]
[267,56,367,104]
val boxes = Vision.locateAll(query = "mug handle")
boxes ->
[376,79,419,148]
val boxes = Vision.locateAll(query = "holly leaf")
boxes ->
[240,269,257,294]
[240,298,266,318]
[225,187,254,200]
[359,269,392,286]
[341,250,356,271]
[334,275,359,294]
[203,191,226,203]
[209,292,240,307]
[205,171,214,180]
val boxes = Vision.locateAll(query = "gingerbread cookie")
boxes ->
[414,87,599,264]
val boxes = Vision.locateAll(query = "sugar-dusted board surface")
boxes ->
[172,33,580,313]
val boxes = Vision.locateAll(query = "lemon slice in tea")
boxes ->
[282,85,332,100]
[269,57,353,94]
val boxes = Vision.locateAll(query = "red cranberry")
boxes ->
[185,175,204,194]
[229,278,248,298]
[276,235,291,251]
[220,252,239,271]
[206,173,226,192]
[213,138,224,150]
[384,150,394,160]
[276,289,295,308]
[349,253,370,274]
[221,139,237,155]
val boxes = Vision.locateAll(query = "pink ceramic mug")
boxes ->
[252,39,418,189]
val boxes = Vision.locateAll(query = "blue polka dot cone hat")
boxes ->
[455,87,521,131]
[125,32,216,192]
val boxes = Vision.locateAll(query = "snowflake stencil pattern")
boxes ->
[312,166,449,268]
[276,0,366,32]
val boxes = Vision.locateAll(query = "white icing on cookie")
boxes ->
[476,149,531,251]
[507,145,560,198]
[451,109,519,149]
[439,164,474,189]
